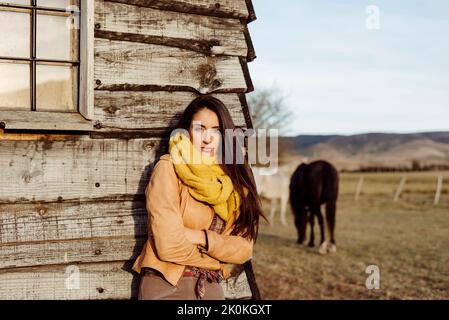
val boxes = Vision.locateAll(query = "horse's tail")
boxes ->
[289,163,307,216]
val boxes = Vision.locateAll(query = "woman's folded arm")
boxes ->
[146,159,220,269]
[198,229,254,265]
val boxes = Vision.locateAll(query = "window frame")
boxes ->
[0,0,94,131]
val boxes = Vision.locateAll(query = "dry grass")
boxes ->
[252,171,449,299]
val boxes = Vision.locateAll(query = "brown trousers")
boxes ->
[138,271,225,300]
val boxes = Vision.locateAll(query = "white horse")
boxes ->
[251,165,291,226]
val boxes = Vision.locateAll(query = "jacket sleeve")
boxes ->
[199,227,254,265]
[146,158,221,270]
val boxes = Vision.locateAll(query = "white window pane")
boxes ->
[0,1,30,5]
[37,12,78,60]
[37,0,78,9]
[36,64,77,111]
[0,9,30,58]
[0,61,30,110]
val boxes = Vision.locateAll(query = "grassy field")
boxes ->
[252,171,449,299]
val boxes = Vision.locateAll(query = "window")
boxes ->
[0,0,94,131]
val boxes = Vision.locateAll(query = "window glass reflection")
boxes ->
[0,61,30,110]
[37,0,77,9]
[0,9,30,58]
[36,64,77,111]
[0,1,30,5]
[37,12,78,60]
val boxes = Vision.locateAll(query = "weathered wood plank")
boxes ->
[0,132,75,141]
[243,22,257,61]
[0,137,159,203]
[239,56,254,93]
[245,0,257,23]
[238,92,253,129]
[0,236,145,269]
[107,0,251,21]
[0,111,93,131]
[93,91,247,130]
[95,0,248,58]
[0,201,147,244]
[94,39,247,94]
[0,261,136,299]
[0,261,251,299]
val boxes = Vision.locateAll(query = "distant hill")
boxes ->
[280,132,449,171]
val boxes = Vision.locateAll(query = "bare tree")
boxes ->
[247,84,294,135]
[247,84,296,165]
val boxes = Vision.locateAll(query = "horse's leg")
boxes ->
[269,199,276,226]
[325,201,337,253]
[316,204,328,254]
[325,201,336,244]
[280,194,288,226]
[294,205,307,244]
[317,205,325,242]
[307,207,316,247]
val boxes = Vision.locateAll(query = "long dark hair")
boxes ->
[164,95,268,242]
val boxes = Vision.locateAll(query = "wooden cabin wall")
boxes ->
[0,0,257,299]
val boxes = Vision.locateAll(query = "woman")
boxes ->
[132,95,267,300]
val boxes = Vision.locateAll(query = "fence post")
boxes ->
[394,177,407,202]
[355,176,364,201]
[434,175,443,205]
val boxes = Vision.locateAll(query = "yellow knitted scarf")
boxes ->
[168,131,247,225]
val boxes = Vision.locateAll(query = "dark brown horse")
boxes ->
[289,160,339,254]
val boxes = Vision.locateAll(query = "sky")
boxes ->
[247,0,449,136]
